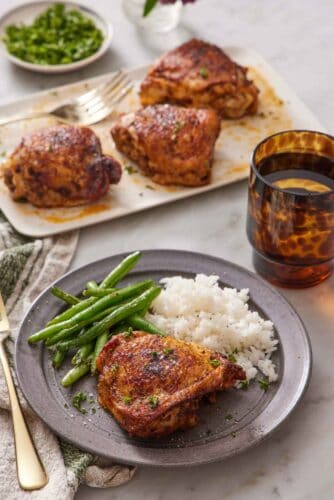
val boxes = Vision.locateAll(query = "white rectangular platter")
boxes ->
[0,46,326,237]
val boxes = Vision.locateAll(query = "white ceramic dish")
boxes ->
[0,47,327,237]
[0,1,113,74]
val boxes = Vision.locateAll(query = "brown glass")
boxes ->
[246,130,334,288]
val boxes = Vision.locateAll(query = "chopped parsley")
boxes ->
[148,395,159,409]
[72,391,87,414]
[150,351,159,359]
[163,348,174,356]
[240,380,249,390]
[228,353,237,363]
[225,414,233,421]
[210,359,221,368]
[258,378,270,392]
[123,327,133,338]
[231,431,237,438]
[145,185,155,190]
[109,363,119,376]
[123,396,132,405]
[199,67,209,79]
[125,165,137,175]
[173,121,184,133]
[4,3,104,66]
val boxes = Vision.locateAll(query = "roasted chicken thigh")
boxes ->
[97,331,246,438]
[111,104,221,186]
[140,38,259,119]
[3,125,122,208]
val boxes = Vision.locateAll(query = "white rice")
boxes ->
[146,274,278,384]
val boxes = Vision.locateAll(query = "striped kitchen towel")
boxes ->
[0,211,135,499]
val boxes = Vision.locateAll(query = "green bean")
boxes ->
[127,314,166,336]
[48,296,97,326]
[86,280,98,291]
[52,349,66,369]
[100,251,141,289]
[51,287,80,305]
[58,286,161,350]
[29,280,153,344]
[83,287,118,298]
[91,331,109,373]
[48,252,140,326]
[45,301,125,347]
[61,358,92,387]
[45,325,84,347]
[71,343,94,366]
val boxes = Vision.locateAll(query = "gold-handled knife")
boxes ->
[0,293,48,490]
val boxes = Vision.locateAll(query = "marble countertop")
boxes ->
[0,1,333,499]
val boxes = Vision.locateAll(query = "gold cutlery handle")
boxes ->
[0,342,48,490]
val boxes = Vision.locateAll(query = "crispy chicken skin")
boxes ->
[3,125,122,208]
[140,39,259,119]
[111,104,221,186]
[97,331,245,438]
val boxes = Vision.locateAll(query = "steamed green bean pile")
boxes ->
[28,252,165,387]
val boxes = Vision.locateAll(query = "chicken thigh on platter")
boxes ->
[3,124,122,208]
[111,104,221,187]
[97,331,246,438]
[140,38,259,119]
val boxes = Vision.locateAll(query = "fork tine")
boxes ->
[74,71,123,106]
[77,74,130,113]
[79,83,134,125]
[82,82,133,118]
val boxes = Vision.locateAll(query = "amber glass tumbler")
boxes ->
[246,130,334,288]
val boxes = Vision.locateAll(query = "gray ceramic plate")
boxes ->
[15,250,312,467]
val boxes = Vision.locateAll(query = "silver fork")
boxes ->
[0,293,48,490]
[0,70,133,127]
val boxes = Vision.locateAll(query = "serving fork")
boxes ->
[0,292,48,490]
[0,70,133,127]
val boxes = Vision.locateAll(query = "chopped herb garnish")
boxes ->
[148,395,159,408]
[240,380,249,390]
[64,403,69,409]
[109,363,119,376]
[199,67,209,79]
[258,378,270,391]
[125,165,137,175]
[225,414,233,421]
[163,348,174,356]
[91,408,96,414]
[123,396,132,405]
[124,327,133,338]
[231,431,237,438]
[228,353,237,363]
[72,391,87,414]
[150,351,159,359]
[210,359,221,368]
[173,121,184,133]
[145,185,155,190]
[3,3,104,66]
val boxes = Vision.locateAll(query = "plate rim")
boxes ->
[0,0,113,74]
[15,249,312,467]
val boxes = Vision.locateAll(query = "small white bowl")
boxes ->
[0,1,113,74]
